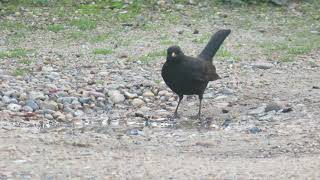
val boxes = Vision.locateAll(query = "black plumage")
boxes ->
[161,29,231,118]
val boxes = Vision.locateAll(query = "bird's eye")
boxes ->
[171,52,176,57]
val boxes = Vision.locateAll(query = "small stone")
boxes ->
[143,90,154,97]
[63,106,74,114]
[108,90,125,104]
[25,99,39,111]
[46,72,60,80]
[193,29,199,34]
[219,88,233,95]
[22,106,33,112]
[3,90,18,97]
[265,103,281,112]
[252,62,274,70]
[57,97,78,104]
[29,91,45,100]
[131,98,145,107]
[74,110,84,117]
[79,97,92,104]
[160,96,167,102]
[270,0,287,6]
[44,113,54,120]
[249,127,262,134]
[222,119,232,128]
[282,107,293,113]
[41,101,58,111]
[43,109,55,115]
[175,4,184,10]
[19,93,27,101]
[126,128,144,136]
[188,0,196,5]
[259,111,276,121]
[222,109,229,113]
[158,90,169,96]
[203,93,214,99]
[7,103,21,112]
[88,91,105,98]
[124,91,138,99]
[177,30,184,35]
[248,106,266,116]
[53,111,66,122]
[2,96,14,104]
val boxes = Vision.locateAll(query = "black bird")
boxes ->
[161,29,231,118]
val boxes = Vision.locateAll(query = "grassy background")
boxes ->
[0,0,319,73]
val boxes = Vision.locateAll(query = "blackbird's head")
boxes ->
[167,46,184,62]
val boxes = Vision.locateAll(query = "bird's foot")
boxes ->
[190,113,202,120]
[170,112,180,120]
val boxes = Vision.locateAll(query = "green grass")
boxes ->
[90,33,110,43]
[13,68,30,76]
[192,34,211,44]
[93,48,113,55]
[47,24,64,32]
[77,4,102,15]
[70,19,97,31]
[0,21,29,31]
[67,31,87,40]
[139,50,166,63]
[19,59,33,65]
[159,38,175,45]
[0,48,29,58]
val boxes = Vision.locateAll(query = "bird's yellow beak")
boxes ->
[171,52,176,57]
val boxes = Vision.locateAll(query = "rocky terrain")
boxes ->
[0,0,320,179]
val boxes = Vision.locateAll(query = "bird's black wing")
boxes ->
[180,58,211,82]
[198,29,231,62]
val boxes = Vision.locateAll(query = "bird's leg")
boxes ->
[173,95,183,118]
[197,94,203,119]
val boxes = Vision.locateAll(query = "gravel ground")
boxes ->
[0,1,320,179]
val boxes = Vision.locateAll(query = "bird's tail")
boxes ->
[198,29,231,62]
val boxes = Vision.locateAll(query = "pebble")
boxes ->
[79,97,92,104]
[131,98,145,107]
[74,110,84,117]
[108,90,125,104]
[44,113,54,120]
[143,90,154,97]
[2,96,17,104]
[7,103,21,112]
[219,88,233,95]
[25,99,39,111]
[41,101,58,111]
[3,90,18,97]
[158,90,169,96]
[46,72,60,80]
[126,128,144,136]
[249,127,262,134]
[175,4,185,10]
[124,91,138,99]
[88,91,105,98]
[53,111,66,121]
[29,91,45,100]
[265,103,281,112]
[251,62,274,70]
[57,97,78,104]
[22,106,33,112]
[63,106,74,114]
[248,106,266,116]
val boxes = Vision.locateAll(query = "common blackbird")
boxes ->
[161,29,231,118]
